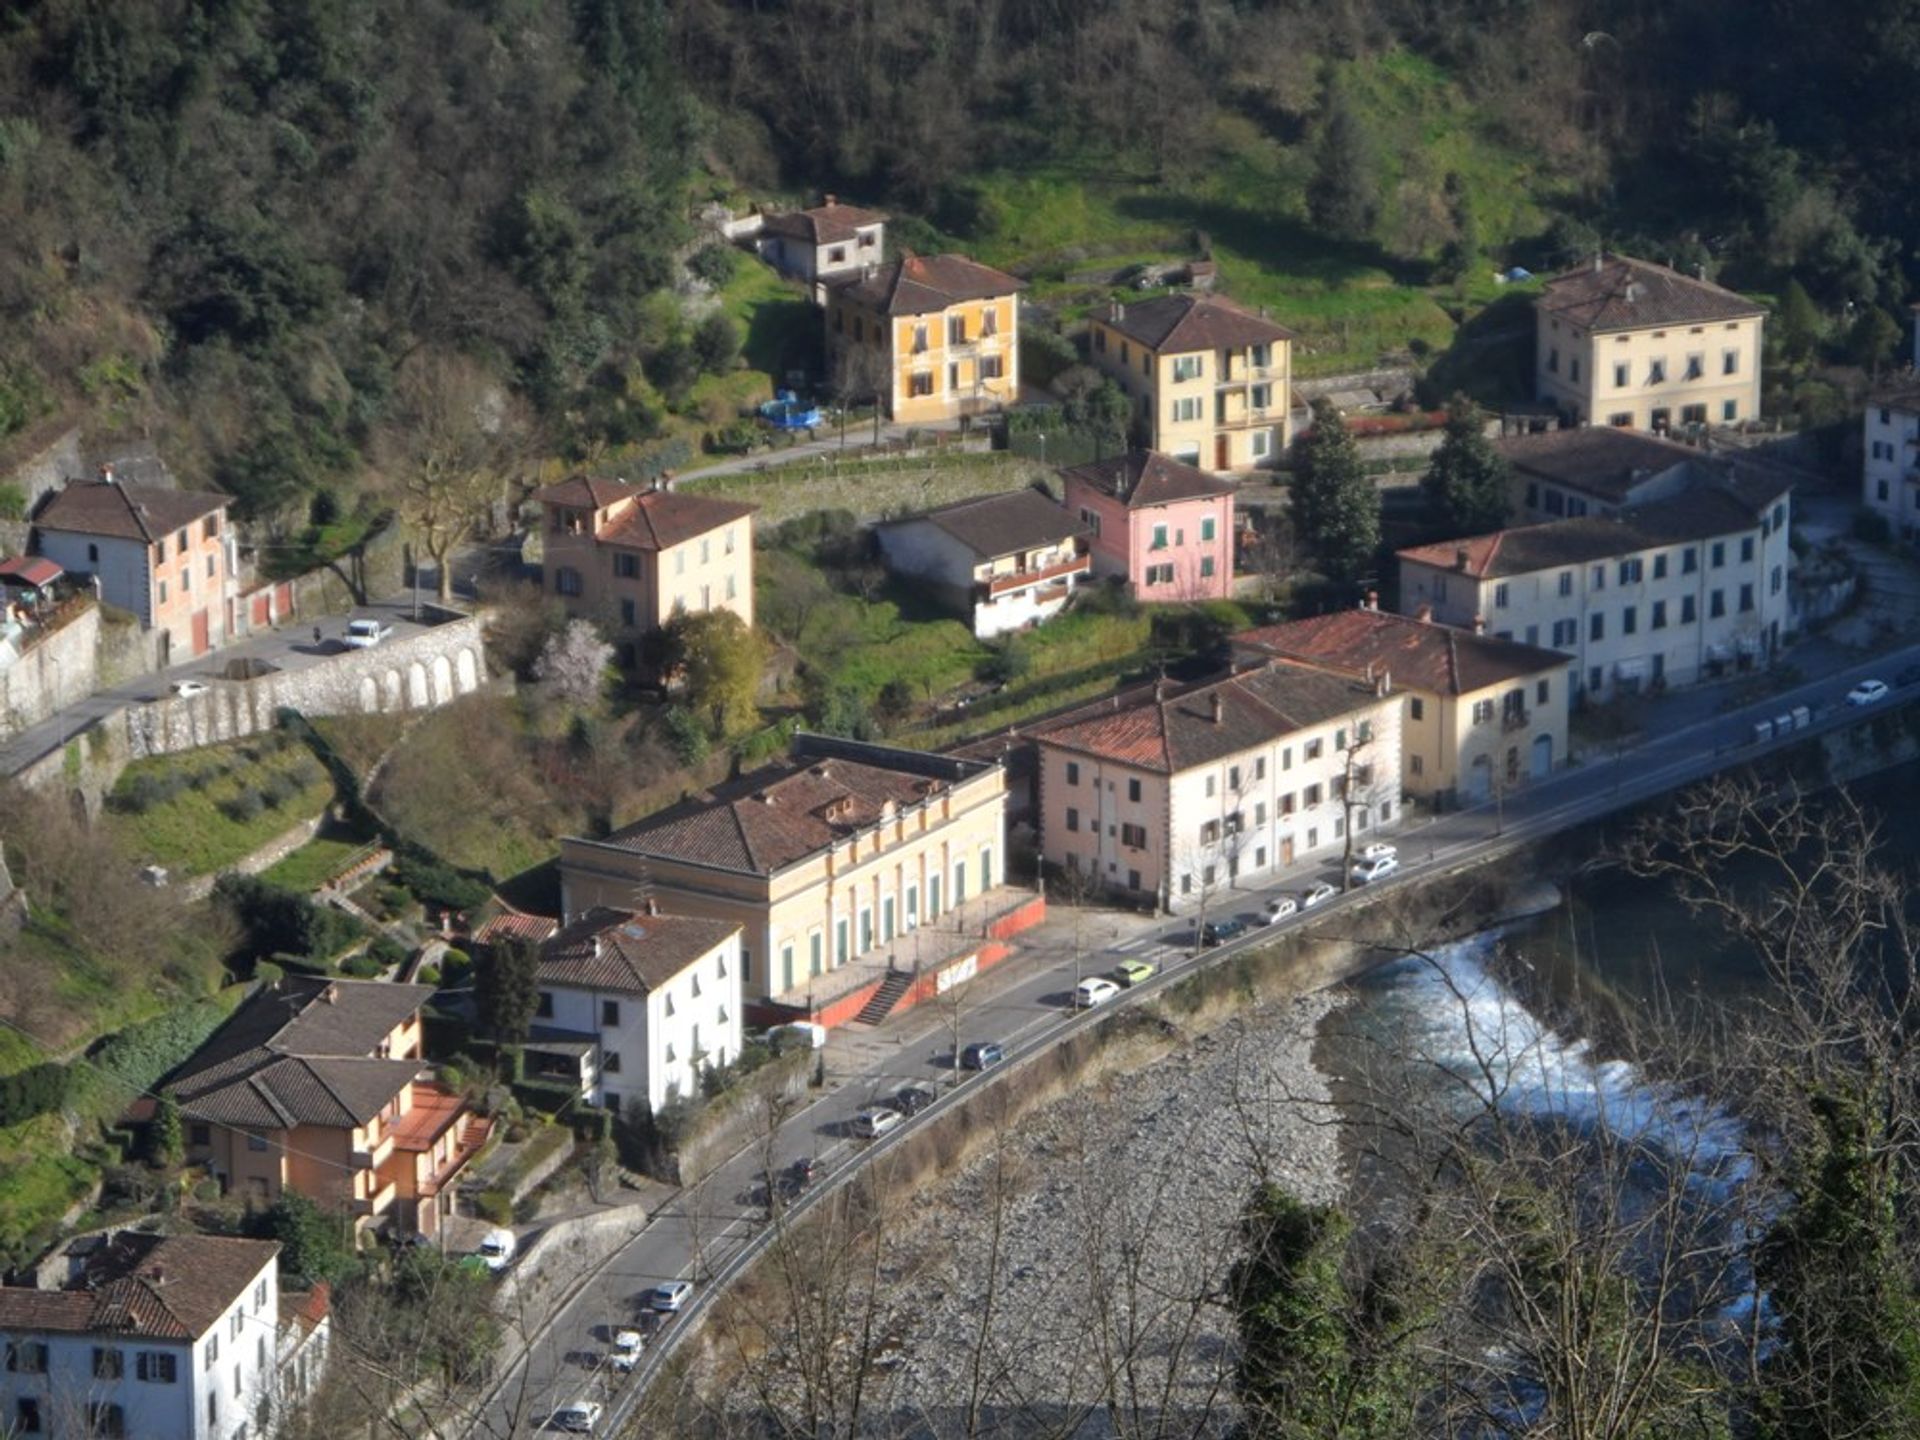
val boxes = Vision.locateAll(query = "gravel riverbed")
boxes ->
[855,989,1349,1436]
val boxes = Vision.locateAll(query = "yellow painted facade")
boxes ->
[825,257,1022,424]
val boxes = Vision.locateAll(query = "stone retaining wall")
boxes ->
[0,602,100,739]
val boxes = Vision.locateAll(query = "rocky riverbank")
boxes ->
[856,989,1347,1433]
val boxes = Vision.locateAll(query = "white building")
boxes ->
[1863,357,1920,540]
[531,906,744,1115]
[0,1232,324,1440]
[1397,473,1793,704]
[1035,662,1403,910]
[875,489,1091,639]
[754,197,887,302]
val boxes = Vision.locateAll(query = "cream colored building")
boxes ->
[1233,607,1573,806]
[825,253,1022,424]
[559,735,1009,1013]
[1535,254,1765,433]
[1862,375,1920,541]
[1036,662,1402,910]
[874,488,1091,638]
[536,474,757,670]
[1086,294,1295,471]
[1397,474,1793,704]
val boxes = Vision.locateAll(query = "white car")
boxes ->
[552,1399,603,1432]
[1073,976,1120,1008]
[1263,896,1299,925]
[1848,679,1890,706]
[851,1106,903,1140]
[608,1329,644,1373]
[342,618,394,649]
[1301,881,1338,909]
[474,1227,516,1274]
[1351,853,1400,885]
[1358,842,1397,862]
[170,679,210,698]
[648,1279,693,1313]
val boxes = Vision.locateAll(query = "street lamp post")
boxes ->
[1037,432,1046,466]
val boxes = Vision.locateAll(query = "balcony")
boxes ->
[981,553,1091,598]
[349,1177,398,1218]
[1216,363,1280,386]
[1501,708,1531,733]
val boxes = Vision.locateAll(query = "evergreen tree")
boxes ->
[1307,90,1378,242]
[1290,399,1380,587]
[259,1190,353,1286]
[1421,395,1511,536]
[1846,305,1902,374]
[1438,172,1479,284]
[147,1091,183,1169]
[475,937,541,1047]
[1778,279,1824,365]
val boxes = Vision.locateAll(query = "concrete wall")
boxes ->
[0,602,100,739]
[121,613,487,760]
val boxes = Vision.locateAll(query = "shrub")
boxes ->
[686,243,735,288]
[221,789,266,823]
[0,1062,72,1127]
[89,1000,236,1098]
[417,964,442,987]
[390,850,490,913]
[475,1188,513,1224]
[215,874,363,962]
[439,948,472,984]
[663,706,710,765]
[370,935,409,970]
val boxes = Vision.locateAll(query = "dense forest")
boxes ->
[0,0,1916,522]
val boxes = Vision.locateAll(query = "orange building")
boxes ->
[825,254,1022,424]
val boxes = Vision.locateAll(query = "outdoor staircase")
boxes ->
[854,969,915,1028]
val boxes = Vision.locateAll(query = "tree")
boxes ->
[147,1090,183,1169]
[1289,399,1379,588]
[474,937,541,1049]
[668,609,768,739]
[259,1190,353,1286]
[1778,279,1823,366]
[386,350,525,603]
[692,311,740,374]
[1846,305,1903,374]
[1306,88,1378,242]
[1437,171,1480,284]
[532,619,614,708]
[1421,395,1511,535]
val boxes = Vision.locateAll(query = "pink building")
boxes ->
[1058,450,1238,602]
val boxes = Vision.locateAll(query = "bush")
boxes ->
[390,850,490,913]
[475,1189,514,1225]
[663,706,710,765]
[220,788,266,823]
[417,964,442,987]
[89,1000,236,1098]
[440,948,472,984]
[370,935,409,970]
[215,873,363,962]
[0,1062,72,1127]
[686,243,735,288]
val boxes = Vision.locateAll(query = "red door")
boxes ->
[251,593,270,627]
[191,608,211,656]
[1215,435,1230,470]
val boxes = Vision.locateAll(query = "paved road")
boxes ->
[464,643,1920,1438]
[0,597,439,778]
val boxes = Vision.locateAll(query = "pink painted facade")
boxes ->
[1061,451,1237,602]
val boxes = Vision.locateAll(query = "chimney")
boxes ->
[1209,692,1224,724]
[646,896,659,917]
[1625,281,1644,304]
[1472,614,1487,634]
[1375,668,1391,697]
[1153,675,1167,702]
[824,192,837,207]
[98,463,116,486]
[1116,301,1126,323]
[1363,589,1378,611]
[1454,547,1471,572]
[1416,601,1434,623]
[1694,262,1707,281]
[321,983,337,1004]
[1593,251,1603,274]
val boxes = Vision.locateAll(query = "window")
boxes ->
[1591,565,1605,591]
[1682,547,1698,574]
[1145,563,1174,585]
[1622,605,1637,635]
[1652,600,1667,629]
[255,1279,269,1311]
[1614,362,1630,388]
[1609,412,1634,427]
[1648,359,1666,384]
[206,554,215,577]
[1253,758,1266,780]
[1472,699,1495,725]
[1282,746,1292,770]
[1128,777,1142,802]
[155,537,167,563]
[1547,346,1559,374]
[1280,792,1296,815]
[1119,341,1130,365]
[1228,764,1241,790]
[1558,570,1574,597]
[911,324,928,354]
[93,1347,123,1379]
[1537,679,1551,704]
[1739,582,1755,612]
[1682,594,1697,623]
[1570,357,1581,382]
[554,567,583,597]
[1653,553,1668,579]
[1618,558,1642,584]
[1304,738,1323,760]
[1740,536,1755,563]
[1199,556,1215,577]
[1066,807,1079,832]
[85,1404,125,1439]
[1409,697,1425,721]
[1685,354,1704,380]
[1334,728,1348,752]
[209,1394,218,1428]
[1709,589,1725,619]
[948,315,967,345]
[1772,564,1784,595]
[615,552,638,579]
[1304,783,1323,807]
[982,307,998,336]
[1172,355,1203,381]
[809,932,823,975]
[1723,399,1738,421]
[835,918,849,966]
[1711,541,1726,568]
[1172,396,1204,422]
[205,1335,219,1368]
[1552,619,1576,647]
[601,999,620,1027]
[1200,820,1221,845]
[620,598,636,626]
[910,371,933,397]
[1121,822,1147,849]
[15,1398,39,1434]
[1204,775,1216,798]
[1723,349,1739,376]
[980,354,1004,380]
[231,1311,242,1341]
[947,362,960,392]
[536,992,553,1019]
[1066,761,1080,785]
[158,580,167,604]
[1590,613,1605,641]
[1494,582,1509,608]
[246,1133,268,1152]
[1410,754,1424,776]
[1200,516,1217,542]
[1150,524,1169,551]
[1255,802,1267,826]
[1589,665,1604,692]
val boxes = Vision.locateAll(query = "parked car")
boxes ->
[1110,958,1157,988]
[851,1106,903,1139]
[170,679,209,698]
[648,1280,693,1313]
[1073,976,1120,1008]
[894,1084,937,1116]
[342,618,394,649]
[1848,678,1890,706]
[1301,882,1338,909]
[1358,842,1397,862]
[552,1399,604,1432]
[608,1329,644,1373]
[960,1041,1004,1071]
[1263,896,1299,925]
[1198,917,1248,947]
[473,1228,515,1274]
[1351,853,1400,885]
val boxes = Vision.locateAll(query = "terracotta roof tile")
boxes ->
[539,908,740,994]
[882,487,1086,561]
[0,1234,278,1341]
[1099,293,1294,352]
[1538,253,1765,332]
[598,489,757,551]
[533,475,641,511]
[760,200,887,246]
[1499,427,1700,504]
[834,253,1022,316]
[1059,450,1238,509]
[1234,611,1569,697]
[34,481,228,545]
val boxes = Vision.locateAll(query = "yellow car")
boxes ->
[1111,958,1157,988]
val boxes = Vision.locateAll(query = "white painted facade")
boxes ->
[538,929,744,1114]
[1863,395,1920,540]
[875,516,1088,639]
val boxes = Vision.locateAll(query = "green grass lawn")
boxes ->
[716,247,818,381]
[259,832,377,893]
[107,733,335,875]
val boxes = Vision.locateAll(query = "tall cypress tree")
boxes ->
[1421,395,1511,536]
[1290,399,1380,588]
[1307,90,1379,242]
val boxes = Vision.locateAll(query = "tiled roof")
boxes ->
[599,489,757,552]
[1098,293,1295,352]
[1499,427,1700,504]
[34,481,227,545]
[0,1233,278,1340]
[0,556,63,587]
[534,475,641,511]
[1059,450,1238,509]
[539,907,740,995]
[470,907,560,947]
[1037,663,1383,773]
[884,488,1086,561]
[1234,610,1569,697]
[834,253,1022,316]
[169,977,433,1130]
[1538,253,1765,333]
[588,736,997,876]
[1398,477,1789,580]
[1868,368,1920,413]
[761,199,887,245]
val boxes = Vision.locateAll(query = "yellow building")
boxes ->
[559,735,1012,1018]
[1535,254,1765,433]
[825,253,1022,423]
[1233,607,1573,807]
[535,474,757,669]
[1086,294,1295,471]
